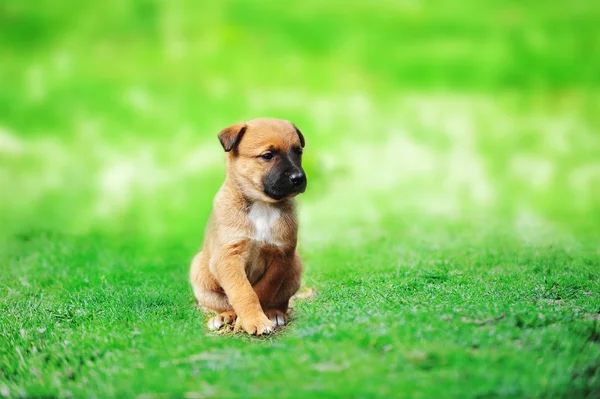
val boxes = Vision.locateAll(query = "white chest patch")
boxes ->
[248,202,281,246]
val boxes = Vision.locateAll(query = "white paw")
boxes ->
[207,311,236,331]
[265,310,287,327]
[207,316,224,331]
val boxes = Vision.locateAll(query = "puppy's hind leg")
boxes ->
[190,251,236,330]
[207,310,237,331]
[197,288,238,331]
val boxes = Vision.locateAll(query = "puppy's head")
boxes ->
[218,118,306,202]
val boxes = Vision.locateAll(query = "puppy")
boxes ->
[189,118,307,335]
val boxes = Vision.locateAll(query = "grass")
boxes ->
[2,225,599,398]
[1,1,600,398]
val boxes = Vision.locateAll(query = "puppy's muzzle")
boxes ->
[289,172,306,192]
[262,168,307,200]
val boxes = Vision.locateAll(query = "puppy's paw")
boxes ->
[207,311,237,331]
[265,309,288,327]
[234,313,274,336]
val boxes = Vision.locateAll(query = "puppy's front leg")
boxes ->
[252,256,288,328]
[253,252,288,309]
[211,241,274,335]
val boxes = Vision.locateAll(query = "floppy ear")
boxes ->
[293,124,305,148]
[218,123,247,152]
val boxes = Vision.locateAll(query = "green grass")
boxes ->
[1,1,600,398]
[2,225,600,397]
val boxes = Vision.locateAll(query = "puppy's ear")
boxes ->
[293,124,305,148]
[218,123,247,152]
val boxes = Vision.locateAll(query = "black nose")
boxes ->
[289,172,306,186]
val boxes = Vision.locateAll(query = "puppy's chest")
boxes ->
[247,202,284,247]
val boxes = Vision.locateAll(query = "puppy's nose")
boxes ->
[289,172,306,186]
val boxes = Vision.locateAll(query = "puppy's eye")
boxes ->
[260,152,274,161]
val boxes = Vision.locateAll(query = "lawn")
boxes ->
[1,1,600,398]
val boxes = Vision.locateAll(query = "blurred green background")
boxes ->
[1,1,600,397]
[1,0,599,238]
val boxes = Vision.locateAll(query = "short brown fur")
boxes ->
[189,118,305,335]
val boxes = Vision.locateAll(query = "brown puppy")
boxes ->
[189,118,306,335]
